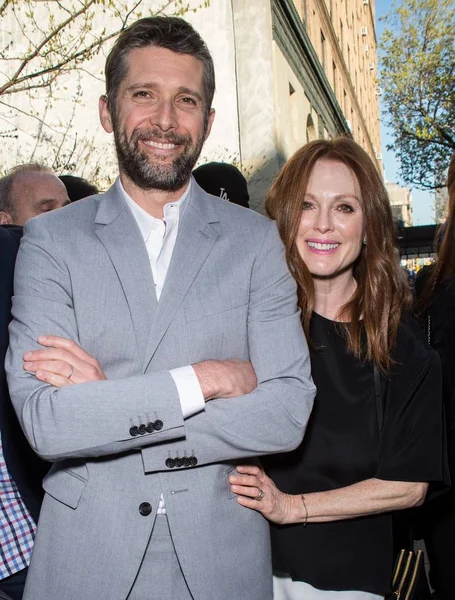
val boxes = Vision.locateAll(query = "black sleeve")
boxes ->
[376,347,449,489]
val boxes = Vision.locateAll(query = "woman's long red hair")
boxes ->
[265,137,412,372]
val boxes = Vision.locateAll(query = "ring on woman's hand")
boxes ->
[68,364,74,380]
[255,489,265,501]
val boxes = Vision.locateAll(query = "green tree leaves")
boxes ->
[380,0,455,190]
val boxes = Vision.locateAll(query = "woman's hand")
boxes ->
[229,464,293,524]
[23,335,106,388]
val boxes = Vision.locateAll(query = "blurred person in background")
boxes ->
[415,152,455,600]
[59,175,99,202]
[0,226,49,600]
[0,164,68,225]
[193,161,250,208]
[229,138,447,600]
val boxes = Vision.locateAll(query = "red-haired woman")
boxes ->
[415,153,455,600]
[229,138,447,599]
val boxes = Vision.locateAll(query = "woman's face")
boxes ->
[296,159,365,282]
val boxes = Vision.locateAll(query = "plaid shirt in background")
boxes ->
[0,435,36,579]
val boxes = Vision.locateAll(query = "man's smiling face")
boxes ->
[100,45,214,193]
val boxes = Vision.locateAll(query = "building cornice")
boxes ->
[272,0,350,136]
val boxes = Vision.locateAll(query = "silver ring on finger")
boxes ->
[255,489,264,501]
[68,364,74,380]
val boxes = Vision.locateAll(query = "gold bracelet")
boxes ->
[301,494,308,526]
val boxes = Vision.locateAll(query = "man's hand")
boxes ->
[23,335,106,388]
[193,359,257,401]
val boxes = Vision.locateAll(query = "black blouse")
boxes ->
[264,312,446,595]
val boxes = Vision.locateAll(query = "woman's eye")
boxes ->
[337,203,354,213]
[302,201,314,210]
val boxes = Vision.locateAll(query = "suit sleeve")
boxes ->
[6,217,187,461]
[141,220,316,472]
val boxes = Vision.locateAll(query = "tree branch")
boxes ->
[0,0,98,95]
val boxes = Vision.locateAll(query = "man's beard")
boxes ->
[113,123,206,192]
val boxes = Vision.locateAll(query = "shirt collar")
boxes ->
[116,177,192,242]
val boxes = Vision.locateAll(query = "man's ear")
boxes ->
[99,94,113,134]
[205,108,215,141]
[0,211,13,224]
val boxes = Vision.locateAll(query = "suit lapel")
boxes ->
[95,185,157,360]
[143,184,220,371]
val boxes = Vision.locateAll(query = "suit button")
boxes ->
[138,424,146,435]
[145,422,155,433]
[129,426,139,437]
[165,458,175,468]
[139,502,152,516]
[182,457,190,467]
[189,456,198,467]
[154,420,163,431]
[175,458,183,468]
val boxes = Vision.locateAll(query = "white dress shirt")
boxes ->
[118,178,204,513]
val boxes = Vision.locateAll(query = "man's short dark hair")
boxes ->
[105,16,215,118]
[0,163,52,219]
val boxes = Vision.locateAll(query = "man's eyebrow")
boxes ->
[177,86,203,102]
[125,82,159,94]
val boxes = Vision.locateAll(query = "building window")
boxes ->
[321,30,326,71]
[340,19,344,52]
[306,114,317,143]
[332,61,337,95]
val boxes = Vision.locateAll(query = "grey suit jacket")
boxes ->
[6,180,315,600]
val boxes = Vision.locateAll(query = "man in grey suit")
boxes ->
[6,16,315,600]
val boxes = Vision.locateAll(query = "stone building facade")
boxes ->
[196,0,382,210]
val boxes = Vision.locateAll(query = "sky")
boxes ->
[375,0,434,225]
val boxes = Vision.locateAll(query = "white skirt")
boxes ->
[273,574,384,600]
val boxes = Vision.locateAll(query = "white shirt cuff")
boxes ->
[170,365,205,418]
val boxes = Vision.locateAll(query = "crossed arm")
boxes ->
[23,335,257,402]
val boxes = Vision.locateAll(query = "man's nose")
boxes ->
[149,99,178,132]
